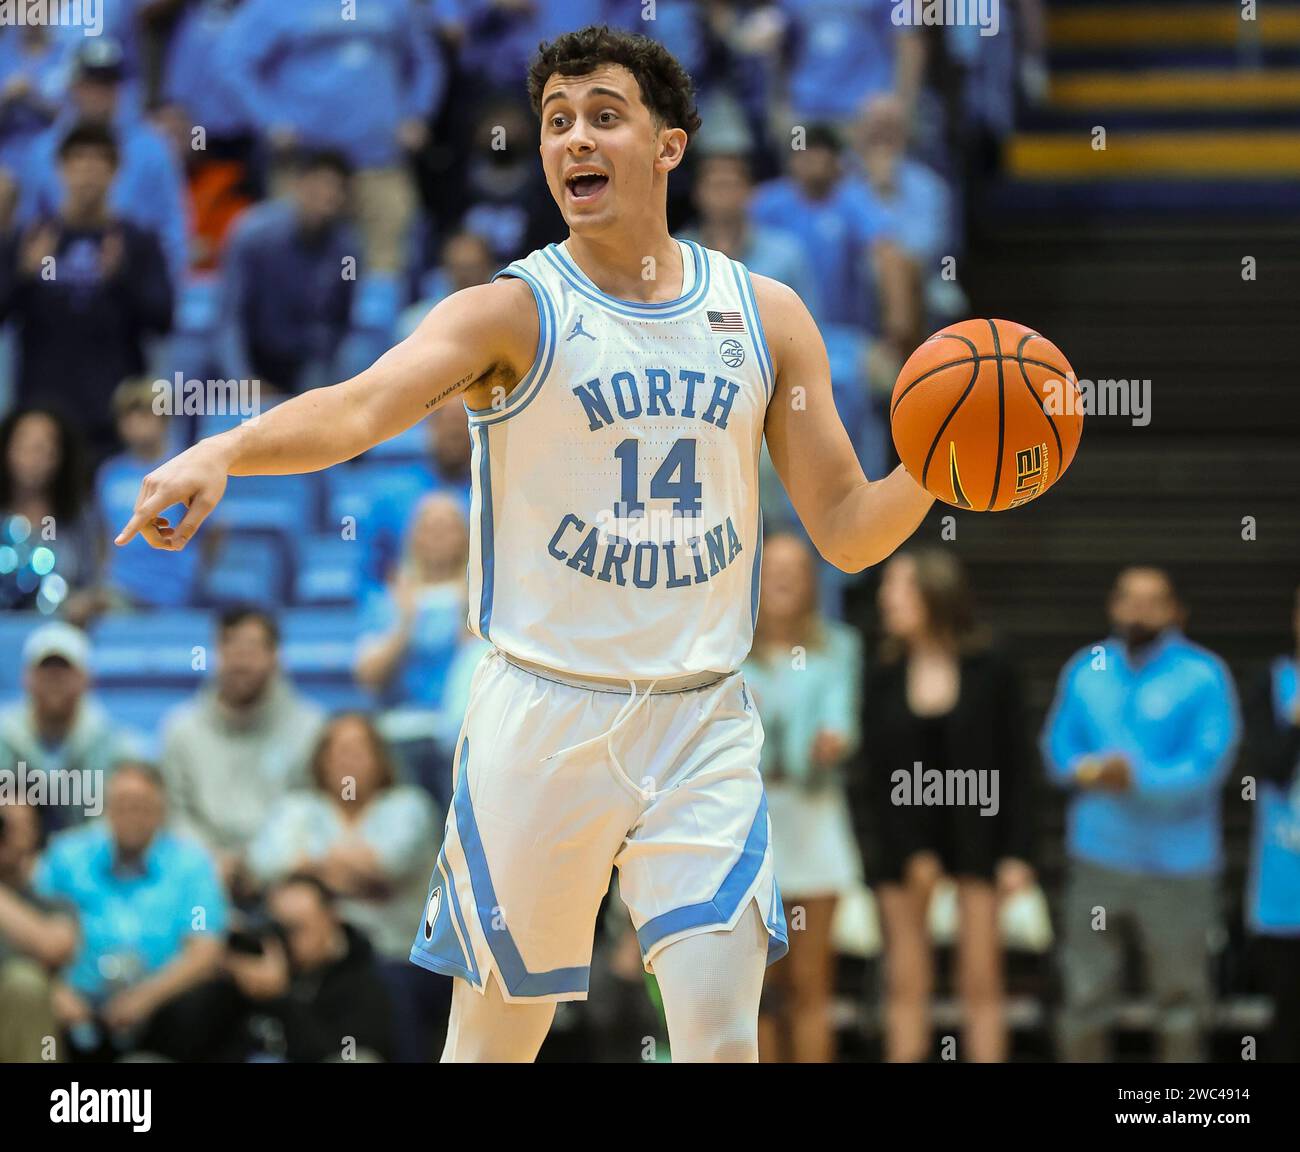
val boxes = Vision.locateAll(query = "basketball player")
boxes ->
[116,26,935,1061]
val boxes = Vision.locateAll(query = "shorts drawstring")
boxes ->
[542,676,661,801]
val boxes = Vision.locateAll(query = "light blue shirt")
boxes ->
[219,0,443,169]
[34,822,228,1001]
[1041,630,1240,876]
[742,620,863,785]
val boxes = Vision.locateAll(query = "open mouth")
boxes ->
[565,171,609,202]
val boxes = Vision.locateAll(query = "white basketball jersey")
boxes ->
[462,236,774,680]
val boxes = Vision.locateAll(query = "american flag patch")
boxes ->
[708,310,745,332]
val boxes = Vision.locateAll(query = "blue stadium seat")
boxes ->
[200,532,287,608]
[322,461,428,533]
[302,681,376,715]
[0,612,48,693]
[351,273,403,332]
[294,535,362,605]
[90,611,215,687]
[280,606,362,681]
[96,687,194,760]
[214,473,320,535]
[176,275,220,334]
[359,421,428,462]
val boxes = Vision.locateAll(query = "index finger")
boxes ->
[115,490,173,547]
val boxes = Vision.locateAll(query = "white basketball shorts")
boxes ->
[409,646,788,1002]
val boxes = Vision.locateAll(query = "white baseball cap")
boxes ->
[22,622,91,671]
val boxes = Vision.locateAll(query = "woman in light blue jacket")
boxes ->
[742,531,863,1063]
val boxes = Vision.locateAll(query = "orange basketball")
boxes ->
[890,318,1083,512]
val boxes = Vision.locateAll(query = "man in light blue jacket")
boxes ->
[1042,566,1240,1062]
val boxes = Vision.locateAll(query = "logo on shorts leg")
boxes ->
[423,886,443,940]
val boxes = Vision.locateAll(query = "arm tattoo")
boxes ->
[425,371,476,410]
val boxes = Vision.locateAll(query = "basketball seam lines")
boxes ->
[1015,333,1064,465]
[920,355,982,492]
[891,355,1071,419]
[986,319,1006,512]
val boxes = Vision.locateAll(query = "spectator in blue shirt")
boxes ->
[92,378,201,610]
[1042,566,1240,1062]
[220,0,443,273]
[779,0,923,125]
[216,148,360,396]
[1242,583,1300,1062]
[159,0,251,151]
[356,491,480,712]
[0,20,74,176]
[358,402,473,596]
[16,38,189,285]
[682,150,821,321]
[749,122,900,334]
[849,93,954,324]
[33,760,229,1062]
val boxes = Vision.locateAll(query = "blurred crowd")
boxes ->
[1,0,1296,1065]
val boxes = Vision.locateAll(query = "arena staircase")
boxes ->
[1002,0,1300,214]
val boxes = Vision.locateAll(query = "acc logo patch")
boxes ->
[719,339,745,369]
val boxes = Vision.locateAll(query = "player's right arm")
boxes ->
[116,277,537,550]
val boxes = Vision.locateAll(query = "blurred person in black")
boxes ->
[0,122,172,464]
[215,147,360,396]
[0,800,78,1063]
[1242,583,1300,1062]
[0,406,98,615]
[209,873,397,1062]
[849,549,1036,1062]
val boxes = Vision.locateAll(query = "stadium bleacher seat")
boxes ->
[96,686,195,760]
[200,532,288,608]
[215,473,320,534]
[0,611,47,694]
[294,534,362,605]
[322,461,428,532]
[90,610,215,687]
[280,606,363,682]
[303,681,376,715]
[359,421,427,462]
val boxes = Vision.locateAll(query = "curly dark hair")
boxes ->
[526,24,702,142]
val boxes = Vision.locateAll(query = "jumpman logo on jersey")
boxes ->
[566,314,596,342]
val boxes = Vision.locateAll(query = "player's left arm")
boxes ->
[757,274,934,573]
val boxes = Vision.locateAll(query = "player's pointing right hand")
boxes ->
[115,438,231,550]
